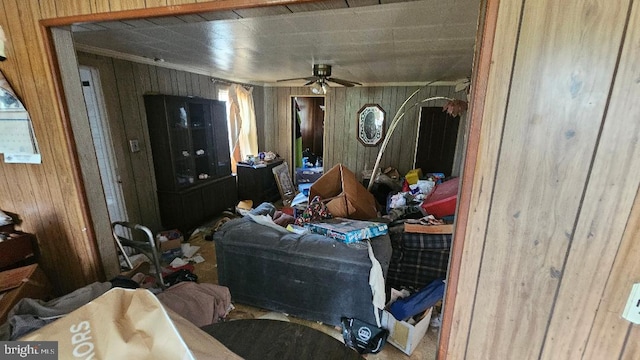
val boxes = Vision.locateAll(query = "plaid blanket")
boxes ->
[386,228,452,291]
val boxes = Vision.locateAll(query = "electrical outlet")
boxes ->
[129,139,140,153]
[622,283,640,324]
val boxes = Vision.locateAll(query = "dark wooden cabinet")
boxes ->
[237,159,284,206]
[144,94,237,234]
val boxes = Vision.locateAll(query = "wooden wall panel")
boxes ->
[1,2,638,358]
[54,0,93,17]
[581,193,640,359]
[577,2,640,357]
[76,53,141,231]
[445,0,521,356]
[91,0,111,13]
[445,0,640,358]
[38,1,58,18]
[262,87,276,153]
[1,0,104,293]
[145,0,168,8]
[466,0,629,357]
[109,0,146,11]
[258,85,464,180]
[76,52,245,235]
[540,0,640,356]
[328,87,346,169]
[52,29,120,280]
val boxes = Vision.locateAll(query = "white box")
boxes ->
[382,307,432,355]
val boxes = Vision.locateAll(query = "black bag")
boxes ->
[340,317,389,354]
[163,269,198,287]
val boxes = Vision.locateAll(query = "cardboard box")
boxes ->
[0,264,53,323]
[156,229,183,252]
[306,218,388,243]
[382,307,432,355]
[309,164,378,220]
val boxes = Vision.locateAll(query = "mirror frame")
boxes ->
[356,103,385,146]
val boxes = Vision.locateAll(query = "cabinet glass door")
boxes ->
[189,102,216,181]
[167,100,195,188]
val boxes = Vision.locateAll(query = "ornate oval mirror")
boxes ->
[357,104,385,146]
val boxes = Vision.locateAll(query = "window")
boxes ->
[217,87,233,155]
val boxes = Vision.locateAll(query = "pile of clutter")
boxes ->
[370,167,458,225]
[382,279,446,355]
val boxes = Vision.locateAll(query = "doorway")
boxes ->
[414,106,461,178]
[42,1,492,359]
[79,66,128,227]
[292,96,325,173]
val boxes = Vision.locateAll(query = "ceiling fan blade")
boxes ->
[303,80,316,86]
[277,76,317,83]
[326,77,361,87]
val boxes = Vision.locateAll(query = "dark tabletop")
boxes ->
[201,319,363,360]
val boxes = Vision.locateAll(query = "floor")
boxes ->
[186,213,439,360]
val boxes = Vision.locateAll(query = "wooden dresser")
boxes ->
[236,159,284,206]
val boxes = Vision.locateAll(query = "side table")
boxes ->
[237,159,284,205]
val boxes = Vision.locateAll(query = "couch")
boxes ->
[213,203,392,326]
[386,225,452,290]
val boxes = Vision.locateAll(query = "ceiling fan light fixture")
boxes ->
[311,81,324,94]
[277,64,359,90]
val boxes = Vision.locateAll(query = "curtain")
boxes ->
[228,84,258,172]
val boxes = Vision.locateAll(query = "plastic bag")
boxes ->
[294,195,332,225]
[389,279,445,321]
[20,288,195,359]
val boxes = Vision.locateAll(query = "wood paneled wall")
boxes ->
[76,52,225,233]
[77,49,457,278]
[444,0,640,358]
[261,85,465,178]
[75,50,457,278]
[0,1,637,359]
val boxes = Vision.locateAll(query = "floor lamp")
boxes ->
[366,92,468,191]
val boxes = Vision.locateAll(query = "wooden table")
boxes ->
[201,319,363,360]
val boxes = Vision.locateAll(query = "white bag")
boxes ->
[20,288,194,360]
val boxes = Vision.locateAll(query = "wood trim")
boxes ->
[35,0,494,354]
[438,0,497,358]
[39,22,106,281]
[39,0,320,26]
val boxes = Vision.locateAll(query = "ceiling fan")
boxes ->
[277,64,361,94]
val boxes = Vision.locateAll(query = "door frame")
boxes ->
[39,0,497,358]
[78,65,129,226]
[291,95,325,174]
[413,105,462,177]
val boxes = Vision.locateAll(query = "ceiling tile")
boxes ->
[70,0,480,85]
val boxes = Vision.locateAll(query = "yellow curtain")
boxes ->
[228,84,258,172]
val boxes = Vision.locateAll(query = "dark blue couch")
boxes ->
[213,203,392,326]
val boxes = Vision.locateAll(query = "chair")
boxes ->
[111,221,166,289]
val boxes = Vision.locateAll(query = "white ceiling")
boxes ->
[71,0,480,87]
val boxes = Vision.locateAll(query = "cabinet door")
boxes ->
[166,97,196,189]
[188,100,216,181]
